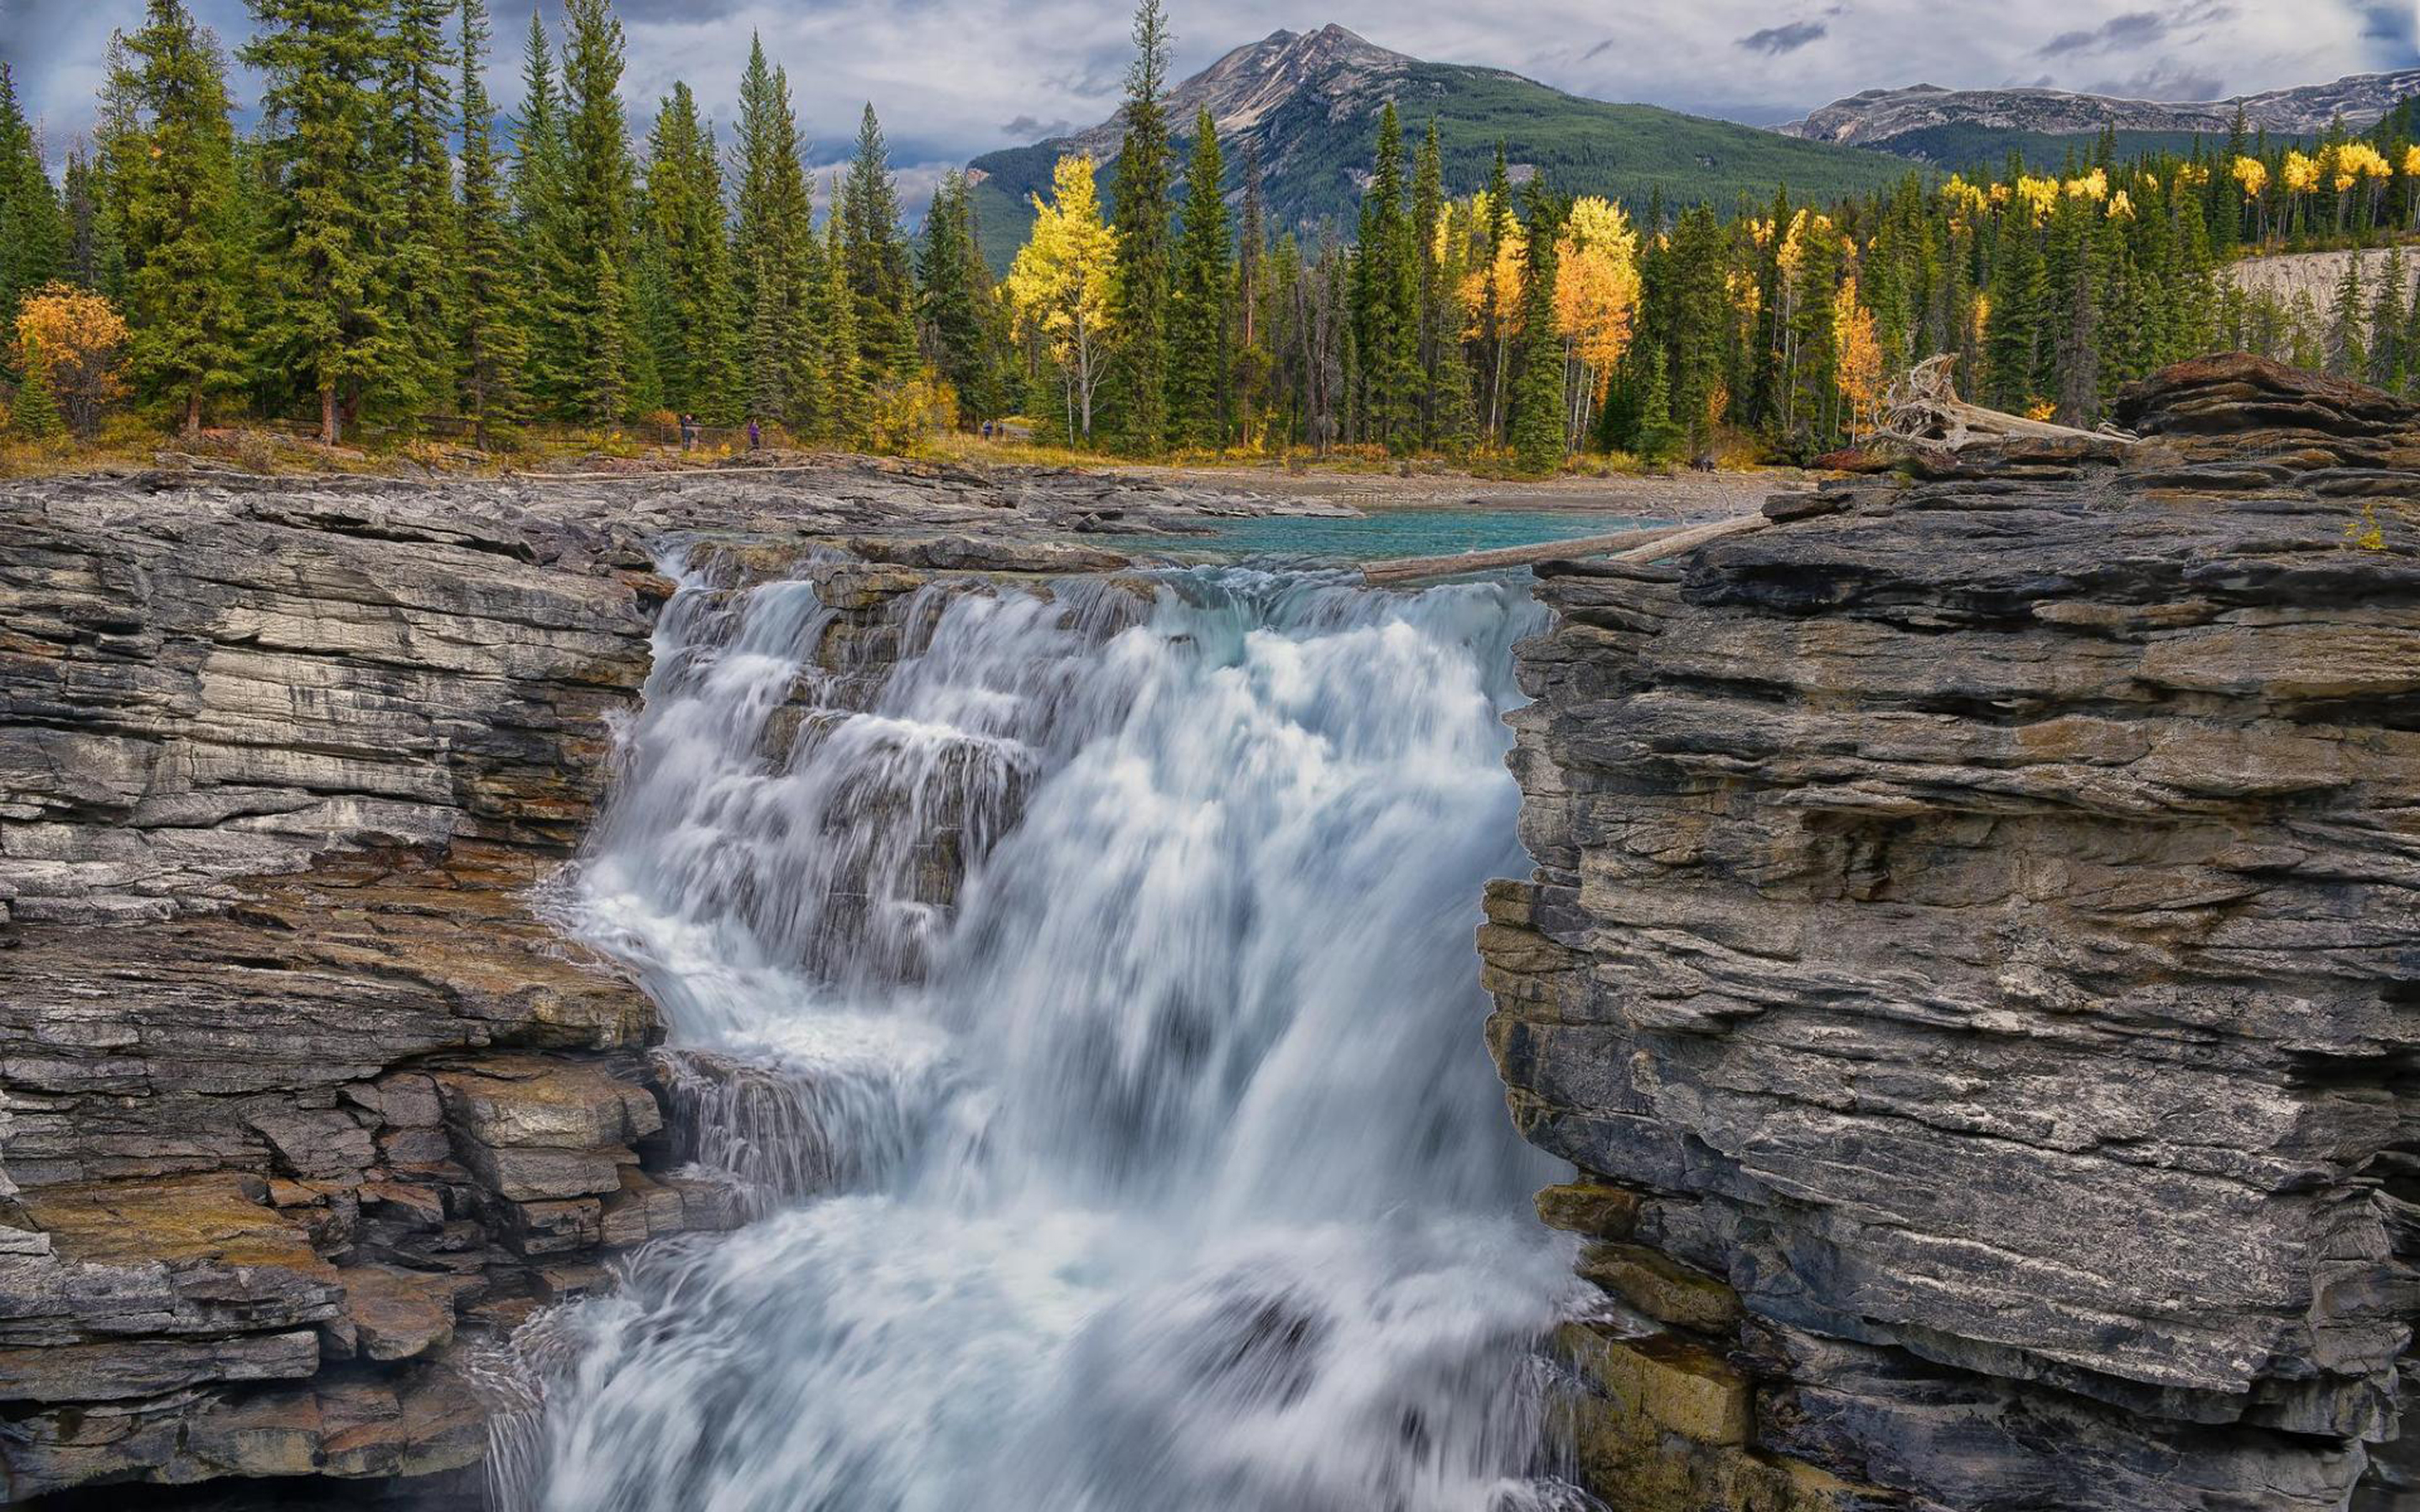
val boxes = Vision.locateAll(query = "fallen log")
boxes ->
[1360,512,1768,585]
[1360,522,1690,585]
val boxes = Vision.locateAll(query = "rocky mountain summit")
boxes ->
[964,24,1899,266]
[1782,69,2420,155]
[1485,354,2419,1509]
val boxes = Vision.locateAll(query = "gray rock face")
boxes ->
[0,455,1327,1500]
[1484,357,2420,1509]
[1779,69,2420,150]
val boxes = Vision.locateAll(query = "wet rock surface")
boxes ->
[1486,354,2420,1509]
[0,457,1286,1501]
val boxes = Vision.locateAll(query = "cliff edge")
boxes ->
[1485,354,2420,1509]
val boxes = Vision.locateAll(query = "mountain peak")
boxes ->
[1781,67,2420,149]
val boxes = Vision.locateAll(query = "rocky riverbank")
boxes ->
[1484,355,2420,1509]
[0,458,1303,1502]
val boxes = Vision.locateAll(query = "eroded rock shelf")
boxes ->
[1485,355,2420,1510]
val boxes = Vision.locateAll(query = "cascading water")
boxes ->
[501,555,1586,1512]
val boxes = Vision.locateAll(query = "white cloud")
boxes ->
[10,0,2406,195]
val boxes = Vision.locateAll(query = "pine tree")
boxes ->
[60,150,102,289]
[1233,142,1270,445]
[821,185,866,444]
[113,1,245,435]
[455,0,527,444]
[1666,205,1729,456]
[557,0,635,423]
[1632,346,1677,463]
[1167,109,1232,449]
[1479,144,1515,442]
[1507,180,1565,475]
[732,41,816,430]
[245,0,403,444]
[842,103,918,381]
[918,171,1002,425]
[1412,120,1474,453]
[385,0,458,420]
[1986,213,2047,412]
[1352,102,1419,453]
[2370,246,2407,391]
[0,64,66,337]
[1109,0,1174,454]
[643,81,740,422]
[2328,254,2368,378]
[512,13,579,413]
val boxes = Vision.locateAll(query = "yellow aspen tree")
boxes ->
[1551,196,1641,449]
[2233,155,2270,241]
[1005,155,1118,445]
[1833,276,1883,437]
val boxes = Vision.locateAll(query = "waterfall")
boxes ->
[505,558,1585,1512]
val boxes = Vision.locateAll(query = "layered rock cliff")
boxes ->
[0,459,1244,1502]
[1485,356,2420,1509]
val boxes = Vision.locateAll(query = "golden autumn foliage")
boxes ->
[1552,197,1642,402]
[1460,218,1528,342]
[1833,276,1883,433]
[15,282,129,438]
[2282,150,2321,195]
[1004,155,1118,443]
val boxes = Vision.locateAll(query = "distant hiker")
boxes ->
[981,420,993,441]
[679,412,698,451]
[747,417,762,451]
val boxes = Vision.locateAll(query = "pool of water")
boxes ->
[1115,507,1670,563]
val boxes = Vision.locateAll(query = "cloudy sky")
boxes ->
[5,0,2416,209]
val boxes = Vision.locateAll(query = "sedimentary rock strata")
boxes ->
[0,458,1212,1500]
[1485,354,2420,1509]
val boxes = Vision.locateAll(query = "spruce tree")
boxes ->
[842,104,918,381]
[644,82,741,421]
[512,13,578,413]
[115,0,246,435]
[558,0,635,423]
[61,150,102,289]
[1234,143,1270,444]
[245,0,403,444]
[918,172,1002,425]
[822,186,866,444]
[2328,255,2368,378]
[2370,247,2407,391]
[1633,347,1677,464]
[456,0,528,444]
[1412,120,1473,453]
[385,0,458,420]
[1507,181,1565,475]
[1167,109,1232,449]
[0,65,66,334]
[1109,0,1175,454]
[732,41,815,429]
[1353,102,1419,454]
[1479,144,1514,442]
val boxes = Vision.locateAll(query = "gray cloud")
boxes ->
[1739,19,1828,53]
[2086,59,2228,99]
[1,0,2392,207]
[2040,10,2167,55]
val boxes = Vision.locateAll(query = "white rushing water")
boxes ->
[502,559,1584,1512]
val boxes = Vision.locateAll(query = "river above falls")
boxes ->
[1107,506,1668,563]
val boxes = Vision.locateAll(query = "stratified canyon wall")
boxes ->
[1486,356,2420,1511]
[0,462,1169,1502]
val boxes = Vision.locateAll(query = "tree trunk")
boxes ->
[183,390,203,440]
[319,387,340,446]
